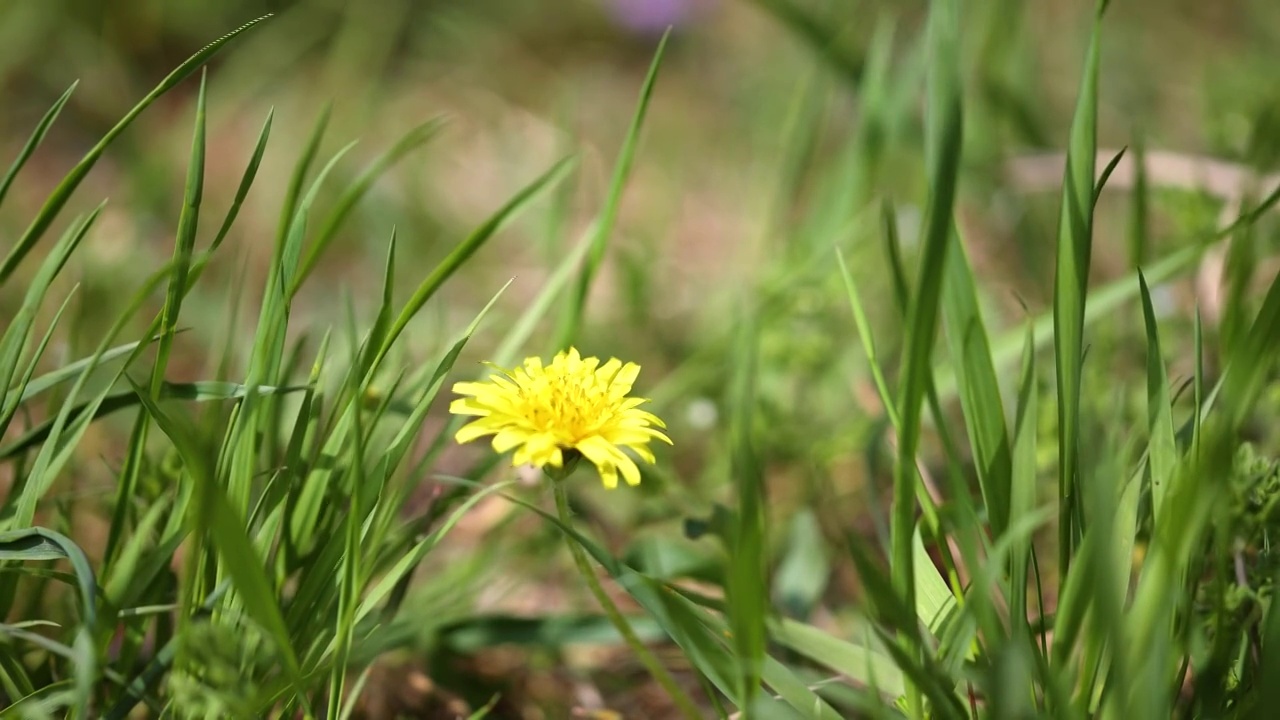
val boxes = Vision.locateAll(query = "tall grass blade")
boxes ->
[557,31,668,348]
[940,228,1012,535]
[1138,273,1177,526]
[0,82,77,211]
[150,70,208,396]
[726,314,767,710]
[890,3,962,714]
[0,15,270,283]
[1052,3,1104,571]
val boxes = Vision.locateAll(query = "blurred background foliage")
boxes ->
[5,0,1280,716]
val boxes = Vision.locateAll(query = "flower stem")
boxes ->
[551,480,703,720]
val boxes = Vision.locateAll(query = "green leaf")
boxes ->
[771,617,905,700]
[0,205,104,437]
[374,156,574,369]
[912,529,956,636]
[773,508,829,619]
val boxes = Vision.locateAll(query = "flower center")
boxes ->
[520,371,616,441]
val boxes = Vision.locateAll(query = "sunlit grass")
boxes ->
[2,1,1280,718]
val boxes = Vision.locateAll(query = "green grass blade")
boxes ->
[0,382,306,460]
[0,81,77,211]
[2,260,172,532]
[274,103,331,254]
[503,490,843,719]
[293,117,447,293]
[1138,273,1176,526]
[771,617,904,700]
[836,247,898,427]
[13,336,173,404]
[0,15,270,284]
[890,3,962,712]
[1221,248,1280,429]
[1093,147,1126,206]
[557,31,668,348]
[746,0,864,84]
[128,383,305,694]
[0,528,97,634]
[1127,137,1148,268]
[1009,326,1038,628]
[726,314,767,709]
[940,228,1012,535]
[375,156,574,368]
[194,109,274,279]
[149,70,207,396]
[1052,4,1104,572]
[0,204,103,434]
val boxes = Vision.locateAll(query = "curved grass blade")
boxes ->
[202,110,274,264]
[373,156,575,369]
[500,490,843,719]
[0,381,305,460]
[1008,326,1038,628]
[0,528,97,633]
[0,204,103,435]
[129,383,305,697]
[293,117,448,293]
[2,260,174,533]
[13,335,180,405]
[0,82,77,211]
[770,617,905,700]
[0,15,271,284]
[747,0,864,84]
[556,30,668,348]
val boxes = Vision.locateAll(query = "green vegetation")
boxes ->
[3,0,1280,717]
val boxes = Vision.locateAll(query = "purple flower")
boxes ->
[608,0,700,32]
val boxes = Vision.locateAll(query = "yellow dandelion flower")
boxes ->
[449,347,671,489]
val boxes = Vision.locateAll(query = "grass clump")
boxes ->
[2,1,1280,718]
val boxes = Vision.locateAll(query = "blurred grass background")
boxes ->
[4,0,1280,717]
